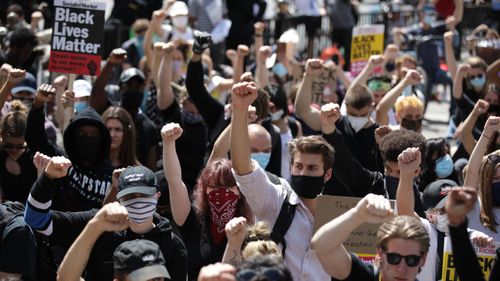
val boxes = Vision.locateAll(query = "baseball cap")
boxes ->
[73,79,92,98]
[117,166,158,199]
[422,179,458,210]
[113,239,171,281]
[11,72,36,96]
[119,68,145,84]
[169,1,188,17]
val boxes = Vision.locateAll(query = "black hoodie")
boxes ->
[26,106,113,211]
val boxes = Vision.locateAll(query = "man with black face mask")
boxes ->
[320,102,427,217]
[89,49,159,170]
[230,81,335,281]
[25,84,113,211]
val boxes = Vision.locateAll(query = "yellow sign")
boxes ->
[350,25,385,76]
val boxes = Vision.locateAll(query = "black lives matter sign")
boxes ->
[49,0,105,76]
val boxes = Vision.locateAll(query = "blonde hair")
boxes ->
[465,56,488,71]
[478,150,500,232]
[395,96,424,115]
[242,222,281,259]
[377,216,430,254]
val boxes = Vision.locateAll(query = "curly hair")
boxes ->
[379,129,427,163]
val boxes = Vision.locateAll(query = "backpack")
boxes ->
[266,172,297,257]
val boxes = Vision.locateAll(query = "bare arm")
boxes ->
[453,64,470,100]
[157,43,175,110]
[444,31,458,79]
[208,124,231,163]
[461,100,488,155]
[396,148,421,218]
[52,75,68,127]
[350,55,384,88]
[294,59,324,131]
[144,10,166,70]
[161,123,191,226]
[256,46,271,88]
[233,45,249,84]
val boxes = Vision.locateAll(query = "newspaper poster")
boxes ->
[49,0,106,76]
[441,236,500,280]
[350,25,385,76]
[315,195,395,263]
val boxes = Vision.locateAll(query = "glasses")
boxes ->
[236,267,286,281]
[469,74,484,80]
[385,252,422,267]
[3,143,27,150]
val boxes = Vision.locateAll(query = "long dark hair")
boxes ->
[420,138,457,190]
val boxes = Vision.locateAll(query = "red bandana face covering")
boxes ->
[207,188,239,245]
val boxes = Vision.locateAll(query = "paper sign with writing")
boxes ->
[314,195,395,255]
[49,0,105,76]
[441,237,499,281]
[350,25,385,76]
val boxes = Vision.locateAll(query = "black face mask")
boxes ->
[290,175,325,199]
[385,175,399,199]
[385,62,396,72]
[74,135,101,164]
[120,90,144,112]
[401,118,422,132]
[488,104,500,114]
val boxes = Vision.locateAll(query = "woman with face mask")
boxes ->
[0,100,37,203]
[161,122,252,281]
[419,138,460,191]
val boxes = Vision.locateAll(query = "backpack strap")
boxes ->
[270,193,296,258]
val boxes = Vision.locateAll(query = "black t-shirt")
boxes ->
[179,207,227,281]
[134,112,160,167]
[0,216,36,280]
[331,253,377,281]
[0,148,37,203]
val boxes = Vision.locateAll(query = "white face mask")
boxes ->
[172,15,188,29]
[436,213,449,234]
[120,195,157,224]
[347,115,369,133]
[271,109,284,121]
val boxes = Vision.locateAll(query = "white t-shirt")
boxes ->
[340,101,398,126]
[467,199,500,242]
[416,218,438,281]
[280,129,293,181]
[161,24,194,43]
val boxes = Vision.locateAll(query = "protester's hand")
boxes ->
[404,69,422,86]
[354,194,394,224]
[225,217,247,247]
[33,152,51,177]
[52,75,68,91]
[375,125,392,146]
[34,84,56,107]
[193,30,212,54]
[162,42,176,59]
[445,187,477,225]
[240,72,254,83]
[108,48,127,65]
[445,15,457,30]
[368,55,385,68]
[0,63,13,85]
[472,99,489,117]
[237,45,250,57]
[258,46,272,63]
[384,44,399,61]
[320,103,340,134]
[470,230,494,248]
[62,90,75,108]
[197,263,236,281]
[152,9,167,25]
[112,168,125,191]
[457,64,471,76]
[484,116,500,136]
[444,31,454,45]
[161,123,183,144]
[45,156,72,180]
[231,82,258,111]
[254,22,264,35]
[248,105,257,124]
[397,147,421,177]
[226,49,237,64]
[305,59,324,77]
[154,42,165,55]
[91,202,129,233]
[31,11,43,26]
[392,27,404,37]
[6,68,26,86]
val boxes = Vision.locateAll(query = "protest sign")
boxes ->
[49,0,106,76]
[441,237,499,281]
[314,195,395,263]
[310,65,338,105]
[350,25,385,76]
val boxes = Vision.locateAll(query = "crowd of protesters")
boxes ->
[0,0,500,280]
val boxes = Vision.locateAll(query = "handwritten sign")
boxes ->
[350,25,385,76]
[49,0,105,76]
[314,195,394,257]
[441,237,500,280]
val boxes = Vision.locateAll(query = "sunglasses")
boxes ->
[385,252,422,267]
[488,154,500,164]
[469,74,484,80]
[3,143,27,150]
[236,267,286,281]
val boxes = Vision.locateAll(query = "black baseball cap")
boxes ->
[113,239,171,281]
[117,166,158,199]
[422,179,458,210]
[11,72,37,96]
[119,68,145,84]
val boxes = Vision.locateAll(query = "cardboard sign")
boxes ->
[350,25,385,76]
[49,0,105,76]
[441,237,500,281]
[310,67,337,105]
[314,195,395,256]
